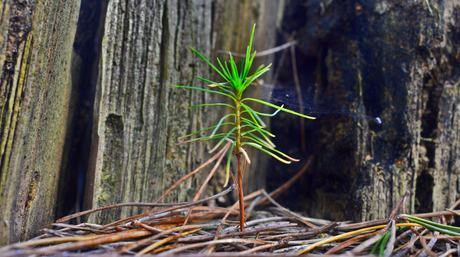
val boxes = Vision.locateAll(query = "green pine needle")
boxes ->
[174,24,315,188]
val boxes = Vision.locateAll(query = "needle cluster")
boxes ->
[171,24,315,232]
[171,24,315,186]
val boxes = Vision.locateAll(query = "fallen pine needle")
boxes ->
[295,223,422,255]
[136,228,201,255]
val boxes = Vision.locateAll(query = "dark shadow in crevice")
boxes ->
[415,169,433,214]
[56,0,109,221]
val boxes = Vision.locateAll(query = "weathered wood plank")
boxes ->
[0,0,80,244]
[86,0,285,223]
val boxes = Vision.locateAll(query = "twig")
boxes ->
[39,228,75,237]
[290,34,307,152]
[412,210,460,219]
[293,223,421,255]
[446,209,460,216]
[183,142,231,226]
[245,195,264,217]
[0,234,102,252]
[149,144,232,210]
[261,189,318,229]
[217,41,297,58]
[440,249,458,257]
[99,185,236,229]
[402,190,410,214]
[449,198,460,209]
[56,202,205,223]
[262,231,316,241]
[424,235,460,240]
[267,156,314,200]
[389,190,410,219]
[57,183,234,223]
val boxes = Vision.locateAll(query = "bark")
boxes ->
[85,0,284,223]
[271,0,460,221]
[0,0,80,244]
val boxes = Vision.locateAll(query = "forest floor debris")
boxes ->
[2,190,459,256]
[1,159,460,256]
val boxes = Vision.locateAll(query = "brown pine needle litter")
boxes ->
[2,162,460,256]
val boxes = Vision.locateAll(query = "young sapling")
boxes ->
[171,24,315,232]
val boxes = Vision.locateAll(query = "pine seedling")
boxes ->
[171,24,315,232]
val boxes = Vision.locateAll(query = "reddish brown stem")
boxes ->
[237,153,245,235]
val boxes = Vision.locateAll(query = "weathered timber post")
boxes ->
[0,0,80,244]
